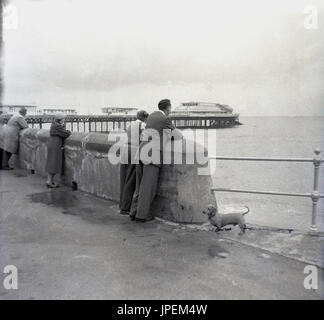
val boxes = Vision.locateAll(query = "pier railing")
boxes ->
[209,148,324,232]
[26,115,136,132]
[3,114,240,131]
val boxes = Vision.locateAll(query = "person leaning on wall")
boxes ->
[2,107,29,170]
[45,113,71,188]
[119,110,149,216]
[0,115,8,169]
[132,99,183,223]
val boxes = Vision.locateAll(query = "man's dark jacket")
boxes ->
[138,111,176,167]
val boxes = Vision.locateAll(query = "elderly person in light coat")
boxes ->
[3,108,29,170]
[0,115,7,169]
[45,114,71,188]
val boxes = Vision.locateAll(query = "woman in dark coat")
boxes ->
[45,114,71,188]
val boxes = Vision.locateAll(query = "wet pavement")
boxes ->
[0,169,323,299]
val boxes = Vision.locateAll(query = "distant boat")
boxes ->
[170,102,241,128]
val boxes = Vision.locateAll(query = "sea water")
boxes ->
[188,117,324,231]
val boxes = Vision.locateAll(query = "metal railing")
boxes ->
[209,148,324,232]
[1,114,241,131]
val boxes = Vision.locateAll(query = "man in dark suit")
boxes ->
[134,99,183,222]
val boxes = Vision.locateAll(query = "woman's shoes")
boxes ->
[119,210,130,216]
[46,182,60,189]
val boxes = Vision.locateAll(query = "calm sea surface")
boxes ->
[188,117,324,231]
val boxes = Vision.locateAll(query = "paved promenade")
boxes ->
[0,169,323,299]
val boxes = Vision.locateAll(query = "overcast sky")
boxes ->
[2,0,324,115]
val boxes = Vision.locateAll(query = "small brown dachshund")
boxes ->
[203,204,250,235]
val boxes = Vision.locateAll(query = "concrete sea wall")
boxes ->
[17,128,217,223]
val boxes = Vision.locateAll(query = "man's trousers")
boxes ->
[135,164,160,220]
[129,163,143,218]
[119,163,136,214]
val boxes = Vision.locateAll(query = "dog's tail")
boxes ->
[242,206,250,216]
